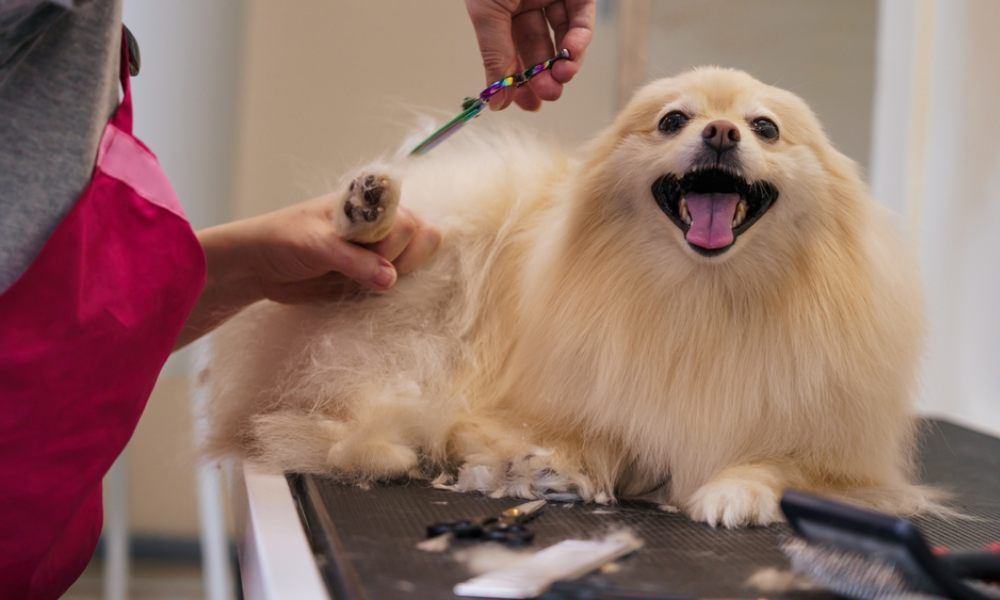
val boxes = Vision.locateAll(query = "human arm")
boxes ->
[173,195,441,350]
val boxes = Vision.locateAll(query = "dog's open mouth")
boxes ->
[652,168,779,256]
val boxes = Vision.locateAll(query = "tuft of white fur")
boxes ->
[453,544,530,576]
[206,67,933,527]
[416,534,453,553]
[452,529,642,575]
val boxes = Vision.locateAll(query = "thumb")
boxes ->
[465,0,519,111]
[325,238,398,290]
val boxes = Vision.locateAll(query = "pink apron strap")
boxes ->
[111,25,136,133]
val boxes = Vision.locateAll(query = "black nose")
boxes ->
[702,119,740,154]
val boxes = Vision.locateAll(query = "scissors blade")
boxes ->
[409,49,570,156]
[409,99,484,156]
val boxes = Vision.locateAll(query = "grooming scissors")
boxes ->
[426,499,547,546]
[410,49,571,156]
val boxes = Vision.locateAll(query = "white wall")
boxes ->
[872,0,1000,435]
[123,0,244,229]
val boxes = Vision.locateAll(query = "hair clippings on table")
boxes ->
[410,49,571,156]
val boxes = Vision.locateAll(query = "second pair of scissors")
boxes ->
[426,499,547,546]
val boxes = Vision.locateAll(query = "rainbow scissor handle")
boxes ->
[410,49,571,156]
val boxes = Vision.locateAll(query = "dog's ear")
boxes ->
[579,121,626,171]
[762,87,864,190]
[575,79,682,186]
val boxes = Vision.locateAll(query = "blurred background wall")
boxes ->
[871,0,1000,439]
[103,0,998,592]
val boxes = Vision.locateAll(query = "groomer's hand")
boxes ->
[465,0,596,111]
[175,197,441,348]
[235,196,441,302]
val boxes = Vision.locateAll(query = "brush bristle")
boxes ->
[781,538,935,599]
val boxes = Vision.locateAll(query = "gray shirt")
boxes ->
[0,0,121,292]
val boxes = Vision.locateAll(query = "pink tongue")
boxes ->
[684,193,739,249]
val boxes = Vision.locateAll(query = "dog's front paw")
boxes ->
[686,466,783,528]
[335,170,400,243]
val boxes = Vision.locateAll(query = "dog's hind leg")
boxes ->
[247,411,419,479]
[247,377,435,481]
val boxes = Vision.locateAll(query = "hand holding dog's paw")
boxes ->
[188,176,441,331]
[686,466,783,528]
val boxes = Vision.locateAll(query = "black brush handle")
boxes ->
[944,551,1000,582]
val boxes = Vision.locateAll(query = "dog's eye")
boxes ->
[659,111,689,134]
[750,117,779,141]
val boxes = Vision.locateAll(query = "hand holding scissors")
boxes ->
[410,51,570,156]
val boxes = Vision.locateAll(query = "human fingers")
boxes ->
[466,0,520,111]
[393,220,443,275]
[546,0,594,85]
[514,85,543,111]
[512,9,561,104]
[320,234,397,290]
[367,207,419,263]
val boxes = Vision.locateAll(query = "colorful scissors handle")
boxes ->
[409,49,571,156]
[478,48,571,103]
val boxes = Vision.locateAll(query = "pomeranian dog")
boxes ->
[207,67,931,527]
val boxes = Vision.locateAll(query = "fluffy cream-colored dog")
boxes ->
[208,67,930,527]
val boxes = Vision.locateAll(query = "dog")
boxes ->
[207,67,932,527]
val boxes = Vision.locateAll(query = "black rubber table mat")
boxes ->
[289,419,1000,599]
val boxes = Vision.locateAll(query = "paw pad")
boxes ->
[335,169,400,243]
[344,174,389,224]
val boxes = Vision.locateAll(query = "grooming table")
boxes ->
[283,419,1000,599]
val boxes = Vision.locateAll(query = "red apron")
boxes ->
[0,29,205,598]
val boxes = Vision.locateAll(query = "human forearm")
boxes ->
[173,223,263,350]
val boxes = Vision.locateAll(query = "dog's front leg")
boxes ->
[684,463,789,528]
[332,168,401,243]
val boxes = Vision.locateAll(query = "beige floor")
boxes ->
[63,559,204,600]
